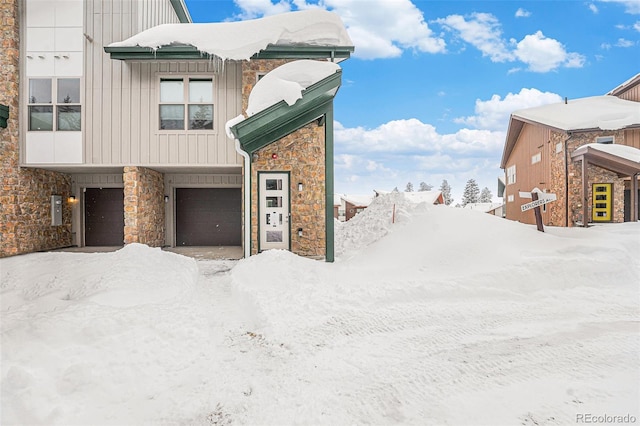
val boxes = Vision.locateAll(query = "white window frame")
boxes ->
[27,77,81,132]
[531,152,541,164]
[596,136,614,144]
[507,194,514,202]
[158,75,215,133]
[507,165,516,185]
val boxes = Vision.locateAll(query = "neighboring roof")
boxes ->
[404,191,444,205]
[463,202,503,213]
[226,60,342,153]
[571,143,640,177]
[169,0,191,23]
[501,95,640,168]
[105,9,354,61]
[341,194,374,207]
[607,73,640,97]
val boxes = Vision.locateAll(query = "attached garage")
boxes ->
[84,188,124,246]
[175,188,241,246]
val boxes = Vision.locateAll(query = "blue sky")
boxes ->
[184,0,639,202]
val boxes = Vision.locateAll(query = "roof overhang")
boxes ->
[571,145,640,177]
[104,44,354,62]
[170,0,192,23]
[229,70,342,154]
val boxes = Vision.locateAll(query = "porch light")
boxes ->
[164,195,169,203]
[298,182,303,191]
[68,195,76,203]
[298,228,303,237]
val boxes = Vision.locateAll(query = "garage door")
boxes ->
[85,188,124,246]
[175,188,241,246]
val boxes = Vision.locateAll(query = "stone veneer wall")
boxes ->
[123,166,165,246]
[241,59,326,257]
[548,130,626,226]
[250,125,327,257]
[1,0,72,257]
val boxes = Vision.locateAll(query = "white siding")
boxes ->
[83,0,243,167]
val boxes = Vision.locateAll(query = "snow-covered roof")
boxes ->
[463,202,503,213]
[404,191,444,205]
[341,194,374,207]
[512,96,640,132]
[225,60,341,138]
[577,143,640,164]
[607,72,640,97]
[108,10,353,61]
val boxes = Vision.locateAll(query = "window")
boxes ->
[531,152,541,164]
[28,78,81,131]
[507,165,516,185]
[160,78,213,130]
[556,143,563,153]
[596,136,614,144]
[507,194,514,202]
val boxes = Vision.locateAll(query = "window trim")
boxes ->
[27,77,82,132]
[506,165,516,185]
[157,75,216,134]
[531,152,541,165]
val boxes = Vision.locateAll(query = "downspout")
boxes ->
[564,132,573,227]
[234,139,251,259]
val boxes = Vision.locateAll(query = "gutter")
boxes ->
[564,132,573,227]
[234,139,251,259]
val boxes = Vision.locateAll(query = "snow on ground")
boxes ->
[1,193,639,425]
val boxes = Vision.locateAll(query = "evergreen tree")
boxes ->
[461,179,480,206]
[439,179,453,205]
[419,182,432,192]
[405,182,414,192]
[479,187,493,203]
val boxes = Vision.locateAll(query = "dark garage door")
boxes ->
[85,188,124,246]
[175,188,241,246]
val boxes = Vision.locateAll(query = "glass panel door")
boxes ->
[592,183,612,222]
[259,173,290,251]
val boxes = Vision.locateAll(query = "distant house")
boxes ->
[341,194,375,221]
[403,191,445,205]
[1,2,354,261]
[464,202,504,216]
[500,73,640,227]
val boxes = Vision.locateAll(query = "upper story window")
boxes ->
[160,78,213,130]
[531,152,541,164]
[506,165,516,185]
[596,136,614,144]
[28,78,81,131]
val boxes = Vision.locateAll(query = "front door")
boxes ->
[259,172,290,251]
[592,183,612,222]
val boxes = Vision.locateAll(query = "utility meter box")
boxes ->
[51,195,62,226]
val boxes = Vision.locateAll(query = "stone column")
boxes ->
[123,166,165,246]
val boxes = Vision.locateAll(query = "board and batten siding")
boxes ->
[83,0,243,168]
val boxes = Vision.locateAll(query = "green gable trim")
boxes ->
[230,71,341,262]
[0,104,9,128]
[104,44,353,61]
[229,70,341,154]
[170,0,192,23]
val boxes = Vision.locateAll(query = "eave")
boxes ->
[229,70,342,154]
[571,145,640,177]
[104,44,354,61]
[170,0,192,23]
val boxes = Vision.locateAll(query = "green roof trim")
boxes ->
[0,104,9,128]
[104,44,354,61]
[230,70,341,262]
[229,70,342,153]
[170,0,192,23]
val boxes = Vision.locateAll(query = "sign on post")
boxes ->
[520,194,556,212]
[519,189,556,232]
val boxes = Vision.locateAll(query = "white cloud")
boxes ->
[589,3,599,13]
[322,0,446,59]
[515,8,531,18]
[455,88,563,131]
[436,13,513,62]
[514,31,586,72]
[598,0,640,14]
[616,38,636,47]
[635,21,640,31]
[233,0,291,18]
